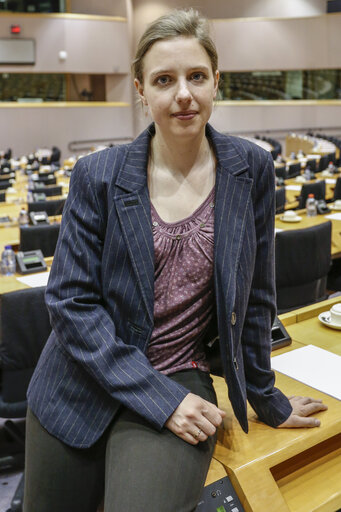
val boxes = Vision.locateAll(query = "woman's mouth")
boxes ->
[171,111,197,121]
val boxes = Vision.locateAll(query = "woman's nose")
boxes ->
[175,79,192,103]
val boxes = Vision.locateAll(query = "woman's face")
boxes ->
[135,36,219,141]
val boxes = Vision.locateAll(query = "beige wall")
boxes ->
[70,0,127,17]
[0,15,129,74]
[0,105,133,158]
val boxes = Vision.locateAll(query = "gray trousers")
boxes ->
[24,370,218,512]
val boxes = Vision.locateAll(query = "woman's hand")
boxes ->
[165,393,225,445]
[277,396,328,428]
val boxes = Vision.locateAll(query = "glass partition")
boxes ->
[0,0,65,13]
[218,69,341,101]
[0,73,66,101]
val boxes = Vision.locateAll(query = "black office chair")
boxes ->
[287,162,301,178]
[305,159,317,172]
[35,176,57,186]
[0,191,5,202]
[333,177,341,200]
[0,286,51,512]
[0,180,11,190]
[318,154,329,173]
[275,222,332,313]
[299,180,326,209]
[275,187,286,214]
[28,198,65,217]
[19,224,60,257]
[30,185,62,197]
[275,165,287,180]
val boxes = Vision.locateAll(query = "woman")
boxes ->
[24,9,327,512]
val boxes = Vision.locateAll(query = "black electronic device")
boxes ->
[16,250,47,274]
[271,316,291,350]
[29,211,49,225]
[316,199,331,215]
[195,476,245,512]
[0,215,11,223]
[33,192,47,202]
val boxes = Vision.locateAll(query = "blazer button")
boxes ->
[231,311,237,325]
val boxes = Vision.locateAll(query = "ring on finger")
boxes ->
[194,428,202,440]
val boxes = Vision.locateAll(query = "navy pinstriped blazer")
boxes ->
[27,123,292,448]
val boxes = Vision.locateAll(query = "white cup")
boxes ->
[330,303,341,326]
[283,210,298,220]
[334,199,341,209]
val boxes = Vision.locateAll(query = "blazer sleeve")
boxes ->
[241,151,293,427]
[45,156,189,430]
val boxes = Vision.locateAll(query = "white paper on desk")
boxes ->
[285,185,302,191]
[325,179,337,185]
[271,345,341,400]
[16,271,50,288]
[275,228,283,234]
[324,212,341,221]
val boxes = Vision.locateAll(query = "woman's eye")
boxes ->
[156,76,170,85]
[191,72,205,81]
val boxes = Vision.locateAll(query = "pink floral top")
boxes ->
[147,187,215,375]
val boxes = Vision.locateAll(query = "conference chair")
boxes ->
[0,286,51,512]
[31,185,62,197]
[35,176,57,186]
[305,159,317,172]
[275,165,287,180]
[333,177,341,200]
[287,162,301,178]
[275,221,332,313]
[28,198,65,217]
[0,192,5,202]
[0,180,11,190]
[318,154,329,173]
[275,187,286,214]
[299,180,326,209]
[19,224,60,257]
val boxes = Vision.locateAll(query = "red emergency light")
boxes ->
[11,25,21,34]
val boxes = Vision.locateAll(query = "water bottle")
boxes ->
[1,245,16,276]
[328,161,335,174]
[306,193,317,217]
[19,208,29,226]
[304,166,311,181]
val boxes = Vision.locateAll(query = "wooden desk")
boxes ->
[211,298,341,512]
[284,173,338,206]
[275,207,341,259]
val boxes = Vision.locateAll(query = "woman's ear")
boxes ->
[134,79,148,106]
[213,70,220,99]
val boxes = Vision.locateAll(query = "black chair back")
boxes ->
[299,180,326,209]
[275,166,287,179]
[20,224,60,257]
[0,286,51,416]
[318,154,329,172]
[28,198,65,216]
[35,176,57,186]
[287,162,301,178]
[0,192,5,202]
[305,159,317,172]
[0,180,10,190]
[334,177,341,200]
[275,222,332,313]
[32,185,62,197]
[275,187,286,214]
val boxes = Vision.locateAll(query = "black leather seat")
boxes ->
[287,162,301,178]
[20,223,60,257]
[0,286,51,512]
[28,198,65,217]
[275,187,286,214]
[275,165,287,180]
[30,185,62,197]
[305,159,317,172]
[275,222,332,313]
[0,180,11,190]
[333,177,341,200]
[318,154,329,172]
[299,180,326,209]
[0,191,5,202]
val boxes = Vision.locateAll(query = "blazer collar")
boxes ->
[115,123,249,193]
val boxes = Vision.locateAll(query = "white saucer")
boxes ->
[279,215,302,223]
[318,312,341,330]
[329,204,341,211]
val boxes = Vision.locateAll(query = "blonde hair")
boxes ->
[132,8,218,84]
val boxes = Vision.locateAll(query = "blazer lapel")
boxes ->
[114,126,155,324]
[207,126,253,329]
